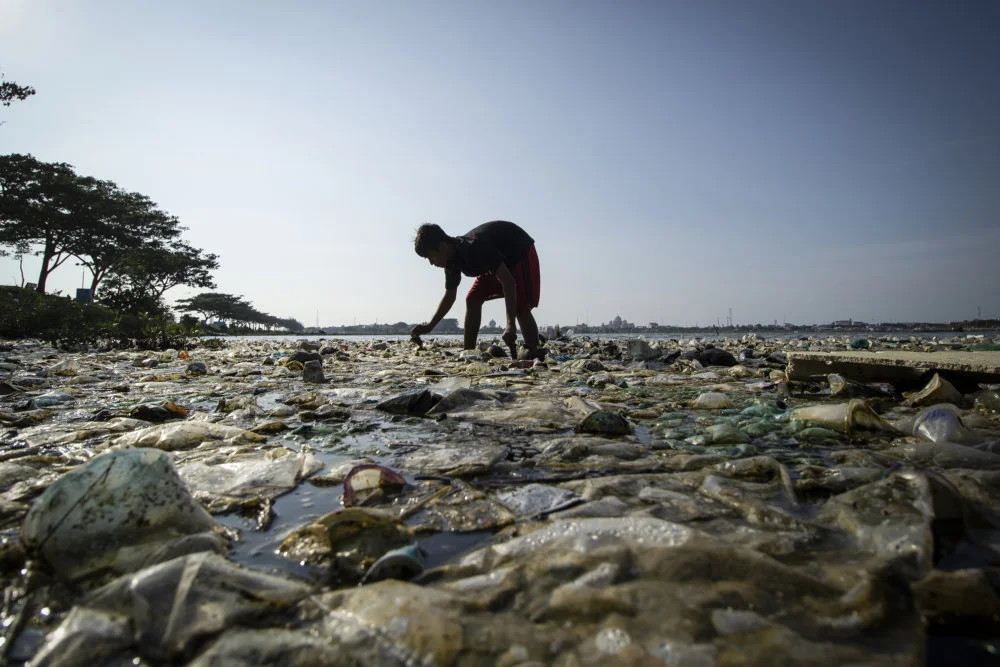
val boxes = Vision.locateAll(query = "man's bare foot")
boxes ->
[516,347,547,362]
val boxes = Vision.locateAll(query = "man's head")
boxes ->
[414,223,452,267]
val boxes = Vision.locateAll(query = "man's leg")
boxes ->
[513,244,541,352]
[465,274,503,350]
[517,308,539,350]
[464,296,483,349]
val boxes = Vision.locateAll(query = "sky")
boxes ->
[1,0,998,328]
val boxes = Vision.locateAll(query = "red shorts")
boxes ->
[466,244,540,313]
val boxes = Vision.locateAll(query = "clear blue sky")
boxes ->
[2,0,998,327]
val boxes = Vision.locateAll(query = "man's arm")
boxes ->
[411,288,457,337]
[495,262,519,348]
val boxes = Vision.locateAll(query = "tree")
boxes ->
[133,241,218,300]
[0,154,88,292]
[96,271,168,317]
[179,314,200,333]
[278,317,305,333]
[0,73,35,107]
[0,153,207,297]
[95,240,218,312]
[175,292,251,324]
[72,187,185,294]
[175,292,303,332]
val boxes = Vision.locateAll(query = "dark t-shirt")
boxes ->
[444,220,534,290]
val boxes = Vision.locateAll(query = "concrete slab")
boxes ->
[786,350,1000,389]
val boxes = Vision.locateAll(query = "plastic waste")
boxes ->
[495,484,583,518]
[627,339,660,362]
[691,392,733,410]
[21,448,223,582]
[904,373,964,407]
[578,410,632,436]
[443,396,598,430]
[911,403,972,443]
[342,464,407,507]
[790,399,896,436]
[362,543,427,583]
[375,389,441,415]
[111,421,266,450]
[179,449,323,500]
[278,506,412,573]
[47,359,81,376]
[28,391,75,409]
[29,552,311,665]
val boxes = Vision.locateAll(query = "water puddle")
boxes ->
[218,427,497,584]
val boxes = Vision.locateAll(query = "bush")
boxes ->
[112,310,188,350]
[0,287,190,350]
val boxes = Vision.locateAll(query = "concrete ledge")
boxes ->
[786,350,1000,388]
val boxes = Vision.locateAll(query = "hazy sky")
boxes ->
[2,1,998,328]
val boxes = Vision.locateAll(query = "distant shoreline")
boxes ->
[297,322,1000,337]
[205,329,999,342]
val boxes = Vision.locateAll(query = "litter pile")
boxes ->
[1,331,999,665]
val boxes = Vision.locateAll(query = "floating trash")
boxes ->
[342,463,407,507]
[362,543,427,583]
[278,506,412,574]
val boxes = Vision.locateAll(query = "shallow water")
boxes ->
[213,425,496,582]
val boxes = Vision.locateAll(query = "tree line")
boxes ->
[176,293,304,333]
[0,71,302,340]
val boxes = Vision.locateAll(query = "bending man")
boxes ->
[410,220,541,356]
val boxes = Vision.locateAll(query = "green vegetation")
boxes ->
[176,293,304,333]
[0,286,188,350]
[0,153,217,296]
[0,71,35,108]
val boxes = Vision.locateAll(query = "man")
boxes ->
[410,220,541,357]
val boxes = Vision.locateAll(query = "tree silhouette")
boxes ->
[0,73,35,108]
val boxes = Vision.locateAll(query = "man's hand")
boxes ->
[410,323,432,338]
